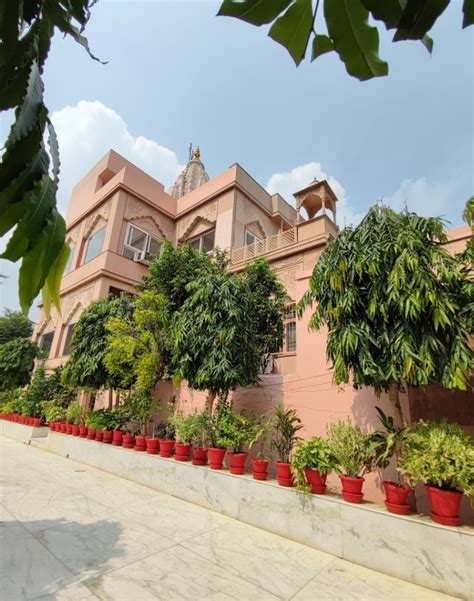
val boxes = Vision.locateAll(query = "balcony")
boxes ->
[231,228,297,264]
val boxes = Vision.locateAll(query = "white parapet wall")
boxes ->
[37,432,474,599]
[0,420,49,444]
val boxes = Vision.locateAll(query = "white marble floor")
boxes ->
[0,436,457,601]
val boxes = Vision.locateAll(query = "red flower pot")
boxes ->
[192,447,208,466]
[383,481,411,515]
[175,442,192,461]
[60,422,67,433]
[112,431,123,446]
[340,475,365,503]
[146,438,160,455]
[252,458,269,480]
[159,439,175,458]
[87,428,95,440]
[79,426,88,438]
[305,468,328,494]
[66,424,73,435]
[208,447,227,470]
[49,421,56,431]
[123,434,135,449]
[103,430,113,444]
[276,461,294,487]
[426,484,463,526]
[227,452,248,475]
[95,431,104,442]
[71,425,80,436]
[33,418,42,427]
[134,435,146,451]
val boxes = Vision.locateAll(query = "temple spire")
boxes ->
[169,145,209,199]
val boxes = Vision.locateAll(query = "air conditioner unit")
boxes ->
[132,250,152,265]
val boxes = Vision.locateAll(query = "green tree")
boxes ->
[297,205,474,424]
[218,0,474,81]
[0,308,33,344]
[105,291,171,394]
[62,294,134,391]
[172,254,285,411]
[0,337,38,390]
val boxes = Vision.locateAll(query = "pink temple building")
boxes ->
[32,148,472,508]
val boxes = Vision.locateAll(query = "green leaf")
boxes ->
[42,243,70,317]
[394,0,450,42]
[217,0,292,25]
[324,0,388,81]
[311,34,334,61]
[463,0,474,28]
[47,119,60,188]
[8,61,44,146]
[18,231,48,314]
[268,0,313,66]
[360,0,405,29]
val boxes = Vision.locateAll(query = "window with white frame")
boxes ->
[282,303,296,353]
[188,229,215,253]
[39,331,54,356]
[83,228,105,264]
[122,223,162,261]
[245,229,261,246]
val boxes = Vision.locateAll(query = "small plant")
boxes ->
[291,437,336,492]
[154,398,176,439]
[42,400,67,424]
[66,401,84,426]
[209,404,257,453]
[170,411,199,444]
[190,410,210,448]
[371,406,411,486]
[86,409,111,432]
[249,414,274,460]
[399,420,474,496]
[326,418,376,478]
[271,404,303,463]
[123,392,153,435]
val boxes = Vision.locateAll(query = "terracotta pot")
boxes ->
[33,418,42,427]
[192,447,208,466]
[112,431,123,446]
[208,447,227,470]
[175,442,192,461]
[276,461,293,487]
[252,458,269,480]
[227,452,248,475]
[159,439,175,458]
[87,428,95,440]
[305,468,327,494]
[426,484,463,526]
[71,425,80,436]
[49,421,56,430]
[66,424,73,435]
[340,475,365,503]
[103,430,113,444]
[95,431,104,442]
[134,435,146,451]
[383,481,411,515]
[60,422,67,433]
[122,434,135,449]
[146,438,161,455]
[79,426,88,438]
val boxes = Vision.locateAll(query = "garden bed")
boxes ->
[42,430,473,600]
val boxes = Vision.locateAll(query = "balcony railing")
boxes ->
[231,228,297,264]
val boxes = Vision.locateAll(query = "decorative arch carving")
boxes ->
[179,215,215,242]
[83,213,107,239]
[128,215,167,240]
[64,300,83,324]
[245,220,266,239]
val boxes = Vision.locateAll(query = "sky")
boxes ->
[1,0,473,313]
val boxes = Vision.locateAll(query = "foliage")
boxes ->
[106,291,170,394]
[141,241,212,313]
[297,205,474,423]
[213,405,258,453]
[188,409,210,448]
[271,404,303,463]
[27,364,73,404]
[0,389,23,414]
[326,418,376,478]
[371,406,411,485]
[86,405,130,432]
[63,294,134,391]
[249,414,274,460]
[0,1,101,312]
[85,409,110,432]
[41,398,67,423]
[122,392,155,435]
[0,337,38,390]
[172,254,284,405]
[0,309,33,343]
[218,1,473,81]
[170,411,200,444]
[291,437,336,492]
[153,398,176,439]
[399,420,474,496]
[66,400,84,426]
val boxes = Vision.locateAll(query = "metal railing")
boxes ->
[231,228,297,264]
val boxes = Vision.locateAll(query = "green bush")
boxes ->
[213,406,258,453]
[291,437,336,491]
[271,404,303,463]
[86,409,110,432]
[249,414,274,460]
[170,411,200,444]
[42,399,67,423]
[326,418,376,478]
[66,401,84,426]
[399,420,474,496]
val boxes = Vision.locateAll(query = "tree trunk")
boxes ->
[388,384,404,426]
[207,390,217,414]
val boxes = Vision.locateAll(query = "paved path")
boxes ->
[0,436,456,601]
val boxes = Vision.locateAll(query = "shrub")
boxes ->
[249,414,274,460]
[271,404,303,463]
[170,411,199,444]
[399,420,474,496]
[291,437,336,491]
[0,338,38,390]
[371,406,411,485]
[66,401,84,426]
[214,406,258,453]
[86,409,110,432]
[326,418,376,478]
[42,399,67,423]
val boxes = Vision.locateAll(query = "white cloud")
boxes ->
[266,161,365,227]
[51,100,184,213]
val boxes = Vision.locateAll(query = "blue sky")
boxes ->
[1,0,473,312]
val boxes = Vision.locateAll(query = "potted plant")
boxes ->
[291,437,335,494]
[191,410,209,466]
[249,415,274,480]
[171,411,198,461]
[220,409,257,475]
[271,405,303,486]
[206,403,230,470]
[123,393,152,451]
[66,401,84,436]
[153,418,175,457]
[399,420,474,526]
[111,406,129,446]
[327,418,376,503]
[371,407,412,514]
[42,400,67,432]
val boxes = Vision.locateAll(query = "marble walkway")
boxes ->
[0,436,457,601]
